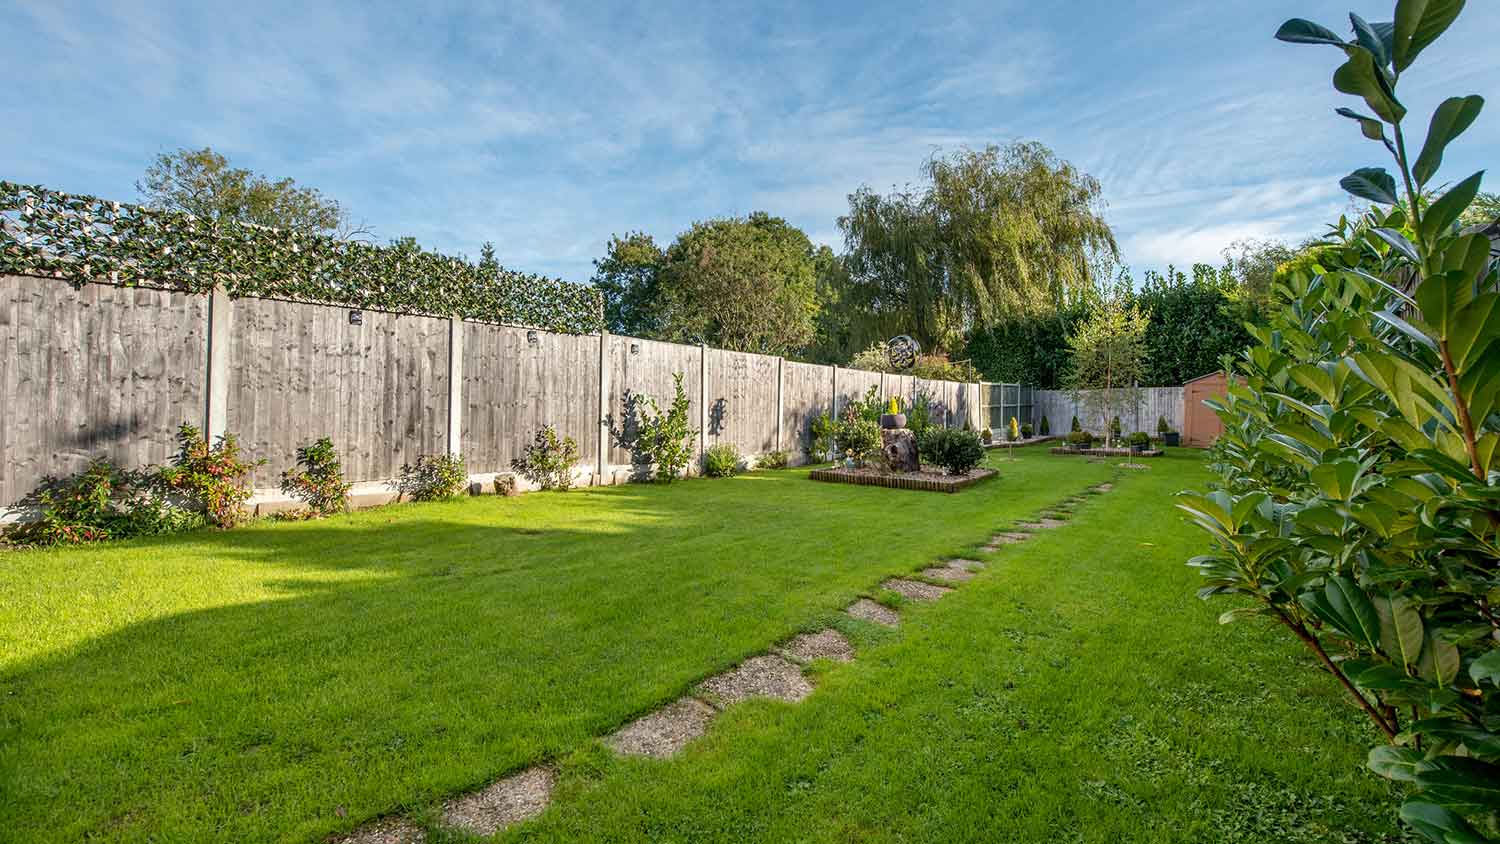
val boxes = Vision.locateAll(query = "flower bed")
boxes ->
[809,465,996,493]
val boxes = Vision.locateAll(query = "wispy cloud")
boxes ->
[3,0,1498,283]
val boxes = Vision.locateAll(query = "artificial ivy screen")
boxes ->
[0,181,603,334]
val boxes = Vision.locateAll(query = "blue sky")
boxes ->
[5,1,1499,282]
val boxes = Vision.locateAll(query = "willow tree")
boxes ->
[838,142,1116,354]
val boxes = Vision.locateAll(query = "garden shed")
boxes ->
[1182,370,1226,447]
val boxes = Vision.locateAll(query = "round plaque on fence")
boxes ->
[887,335,919,370]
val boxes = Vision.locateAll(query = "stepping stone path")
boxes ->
[441,766,554,837]
[608,696,718,759]
[333,817,427,844]
[845,597,900,627]
[881,578,951,602]
[697,654,813,706]
[1093,483,1114,492]
[922,565,974,583]
[337,493,1110,841]
[779,628,855,663]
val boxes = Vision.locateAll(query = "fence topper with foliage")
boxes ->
[0,181,604,334]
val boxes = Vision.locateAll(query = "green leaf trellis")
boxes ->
[0,181,603,334]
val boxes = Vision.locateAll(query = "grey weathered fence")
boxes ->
[0,274,984,508]
[1032,386,1185,436]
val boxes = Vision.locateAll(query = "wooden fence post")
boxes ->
[446,318,463,456]
[597,330,610,480]
[831,364,839,420]
[698,343,708,473]
[775,356,784,452]
[204,288,231,441]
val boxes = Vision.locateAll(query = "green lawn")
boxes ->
[0,450,1409,843]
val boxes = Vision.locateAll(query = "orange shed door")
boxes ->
[1182,372,1227,447]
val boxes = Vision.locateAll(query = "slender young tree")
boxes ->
[1064,288,1149,446]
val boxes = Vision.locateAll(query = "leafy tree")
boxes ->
[1064,286,1149,445]
[803,245,861,364]
[1219,238,1298,307]
[590,231,666,337]
[839,142,1115,355]
[1134,265,1257,386]
[1460,190,1500,227]
[656,212,820,355]
[1185,6,1500,842]
[137,147,363,238]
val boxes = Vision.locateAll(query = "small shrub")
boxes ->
[1156,415,1170,435]
[1070,415,1081,432]
[981,428,993,444]
[907,394,933,434]
[279,437,350,516]
[835,415,881,464]
[397,453,468,501]
[636,372,697,482]
[1127,431,1150,449]
[923,428,985,475]
[703,443,742,477]
[156,423,264,528]
[512,425,579,491]
[1065,431,1094,448]
[1021,422,1033,438]
[1109,416,1122,440]
[885,396,901,415]
[1039,416,1050,436]
[809,413,838,461]
[1008,417,1020,441]
[759,449,789,469]
[3,459,197,547]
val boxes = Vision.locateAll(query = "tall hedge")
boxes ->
[0,181,603,333]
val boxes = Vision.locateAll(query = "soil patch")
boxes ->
[607,697,717,759]
[882,578,951,602]
[779,629,855,664]
[845,598,899,627]
[440,766,554,836]
[697,655,813,705]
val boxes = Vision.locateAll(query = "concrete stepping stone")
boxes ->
[608,696,717,758]
[779,629,854,664]
[697,655,813,706]
[1017,518,1067,530]
[944,558,985,571]
[1093,483,1114,492]
[440,765,554,836]
[333,817,426,844]
[922,566,973,583]
[881,578,951,602]
[845,598,899,627]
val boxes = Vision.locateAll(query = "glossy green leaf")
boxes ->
[1335,107,1391,146]
[1350,14,1393,68]
[1414,96,1485,186]
[1333,47,1405,123]
[1372,227,1420,261]
[1417,629,1461,686]
[1301,576,1382,649]
[1376,593,1424,669]
[1393,0,1467,72]
[1369,745,1424,781]
[1422,171,1485,242]
[1341,167,1401,205]
[1275,17,1346,46]
[1471,649,1500,686]
[1447,292,1500,371]
[1413,756,1500,811]
[1398,801,1487,844]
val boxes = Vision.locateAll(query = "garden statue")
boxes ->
[878,397,919,471]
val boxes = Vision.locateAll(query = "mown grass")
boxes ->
[0,450,1409,843]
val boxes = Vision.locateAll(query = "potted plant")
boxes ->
[880,396,906,429]
[1157,415,1179,447]
[981,427,993,445]
[1065,431,1093,451]
[1127,431,1150,453]
[1021,422,1033,439]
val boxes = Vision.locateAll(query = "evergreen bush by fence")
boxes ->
[0,181,603,334]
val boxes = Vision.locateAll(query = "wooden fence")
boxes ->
[1032,386,1186,436]
[0,274,983,509]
